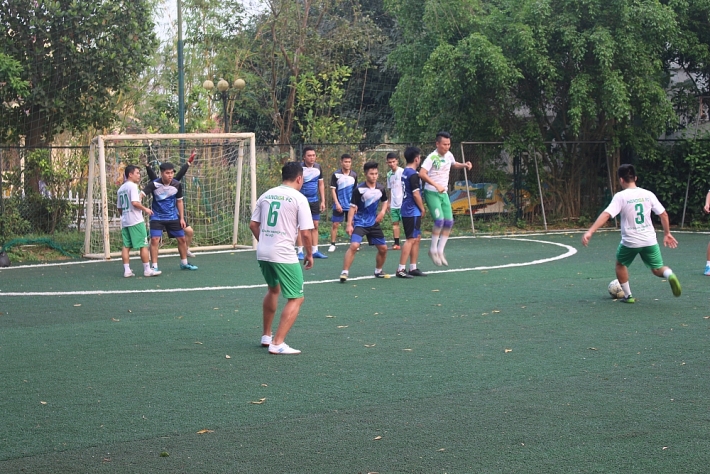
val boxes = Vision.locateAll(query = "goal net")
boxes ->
[84,133,256,259]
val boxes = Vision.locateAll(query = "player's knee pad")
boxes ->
[443,219,454,229]
[433,219,445,229]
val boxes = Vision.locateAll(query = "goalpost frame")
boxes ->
[85,133,257,259]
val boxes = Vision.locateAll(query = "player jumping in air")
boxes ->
[419,131,472,266]
[340,161,389,282]
[582,164,681,303]
[249,162,315,355]
[328,153,358,253]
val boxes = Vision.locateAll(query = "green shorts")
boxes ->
[258,260,304,299]
[423,190,453,221]
[121,222,149,250]
[616,243,664,269]
[390,208,402,223]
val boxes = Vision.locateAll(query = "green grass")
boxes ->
[1,231,709,472]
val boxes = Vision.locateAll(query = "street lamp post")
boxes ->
[203,78,246,133]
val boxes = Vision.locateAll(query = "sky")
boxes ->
[155,0,264,40]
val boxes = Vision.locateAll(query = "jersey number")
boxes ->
[118,192,129,211]
[267,201,281,227]
[634,203,644,225]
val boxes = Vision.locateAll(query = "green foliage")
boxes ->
[0,0,157,146]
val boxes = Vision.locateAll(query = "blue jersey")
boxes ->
[350,182,388,228]
[400,167,422,218]
[300,162,323,202]
[143,178,183,221]
[330,169,357,211]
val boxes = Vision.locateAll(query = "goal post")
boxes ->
[84,133,257,259]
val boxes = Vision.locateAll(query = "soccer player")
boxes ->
[582,164,681,303]
[419,131,472,266]
[328,153,358,253]
[249,162,315,355]
[396,147,427,278]
[141,162,198,272]
[296,146,328,259]
[386,152,404,250]
[703,190,710,275]
[117,165,161,278]
[145,150,197,258]
[340,161,389,282]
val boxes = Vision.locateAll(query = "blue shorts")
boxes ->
[332,209,347,223]
[351,224,386,246]
[308,201,320,221]
[150,220,185,238]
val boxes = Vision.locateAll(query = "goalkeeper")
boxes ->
[145,150,197,258]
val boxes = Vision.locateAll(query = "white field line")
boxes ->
[0,238,576,297]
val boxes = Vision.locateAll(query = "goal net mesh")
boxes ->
[85,134,255,259]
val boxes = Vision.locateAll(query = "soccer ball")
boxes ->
[608,279,624,299]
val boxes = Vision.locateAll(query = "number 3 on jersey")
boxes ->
[634,203,644,225]
[267,201,281,227]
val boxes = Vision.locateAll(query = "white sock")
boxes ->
[152,262,158,269]
[341,269,349,275]
[398,264,406,271]
[312,246,318,253]
[181,258,187,265]
[439,235,449,252]
[621,281,631,297]
[143,262,150,272]
[410,263,417,271]
[431,234,439,252]
[123,263,131,272]
[298,246,304,253]
[375,268,383,274]
[663,268,673,278]
[707,260,710,267]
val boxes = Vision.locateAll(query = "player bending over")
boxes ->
[249,162,315,355]
[340,161,389,282]
[582,164,681,303]
[117,165,161,278]
[386,152,404,250]
[396,147,427,278]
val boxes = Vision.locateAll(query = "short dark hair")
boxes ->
[618,164,636,183]
[303,146,316,157]
[363,161,378,173]
[404,147,421,164]
[386,152,399,160]
[436,131,451,142]
[159,162,175,172]
[282,161,303,182]
[124,165,139,179]
[340,153,352,161]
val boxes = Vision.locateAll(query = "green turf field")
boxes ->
[1,231,709,473]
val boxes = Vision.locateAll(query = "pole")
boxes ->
[531,148,548,231]
[177,0,186,163]
[222,93,229,133]
[459,143,475,235]
[681,96,705,228]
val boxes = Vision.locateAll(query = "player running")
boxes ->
[328,153,358,252]
[249,162,315,355]
[117,165,161,278]
[582,164,681,303]
[419,131,472,266]
[396,147,427,279]
[296,146,328,259]
[340,162,389,282]
[386,152,404,250]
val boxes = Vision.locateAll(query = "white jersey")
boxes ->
[251,184,315,264]
[604,187,665,248]
[117,181,144,228]
[421,151,456,192]
[386,167,404,209]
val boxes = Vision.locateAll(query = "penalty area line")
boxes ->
[0,237,576,297]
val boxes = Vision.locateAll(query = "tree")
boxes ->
[0,0,157,147]
[387,0,679,217]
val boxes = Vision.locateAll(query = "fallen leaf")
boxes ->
[40,401,47,405]
[438,448,446,452]
[337,325,349,328]
[589,347,598,351]
[102,457,111,463]
[504,348,513,353]
[111,318,120,322]
[365,344,376,348]
[662,446,668,450]
[194,341,202,344]
[127,310,132,313]
[326,315,335,318]
[373,436,382,440]
[431,289,440,292]
[214,308,219,310]
[374,312,379,315]
[492,310,500,313]
[74,304,81,307]
[196,429,214,434]
[403,348,412,351]
[225,355,231,359]
[251,398,266,405]
[261,384,268,387]
[160,451,169,457]
[482,313,489,315]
